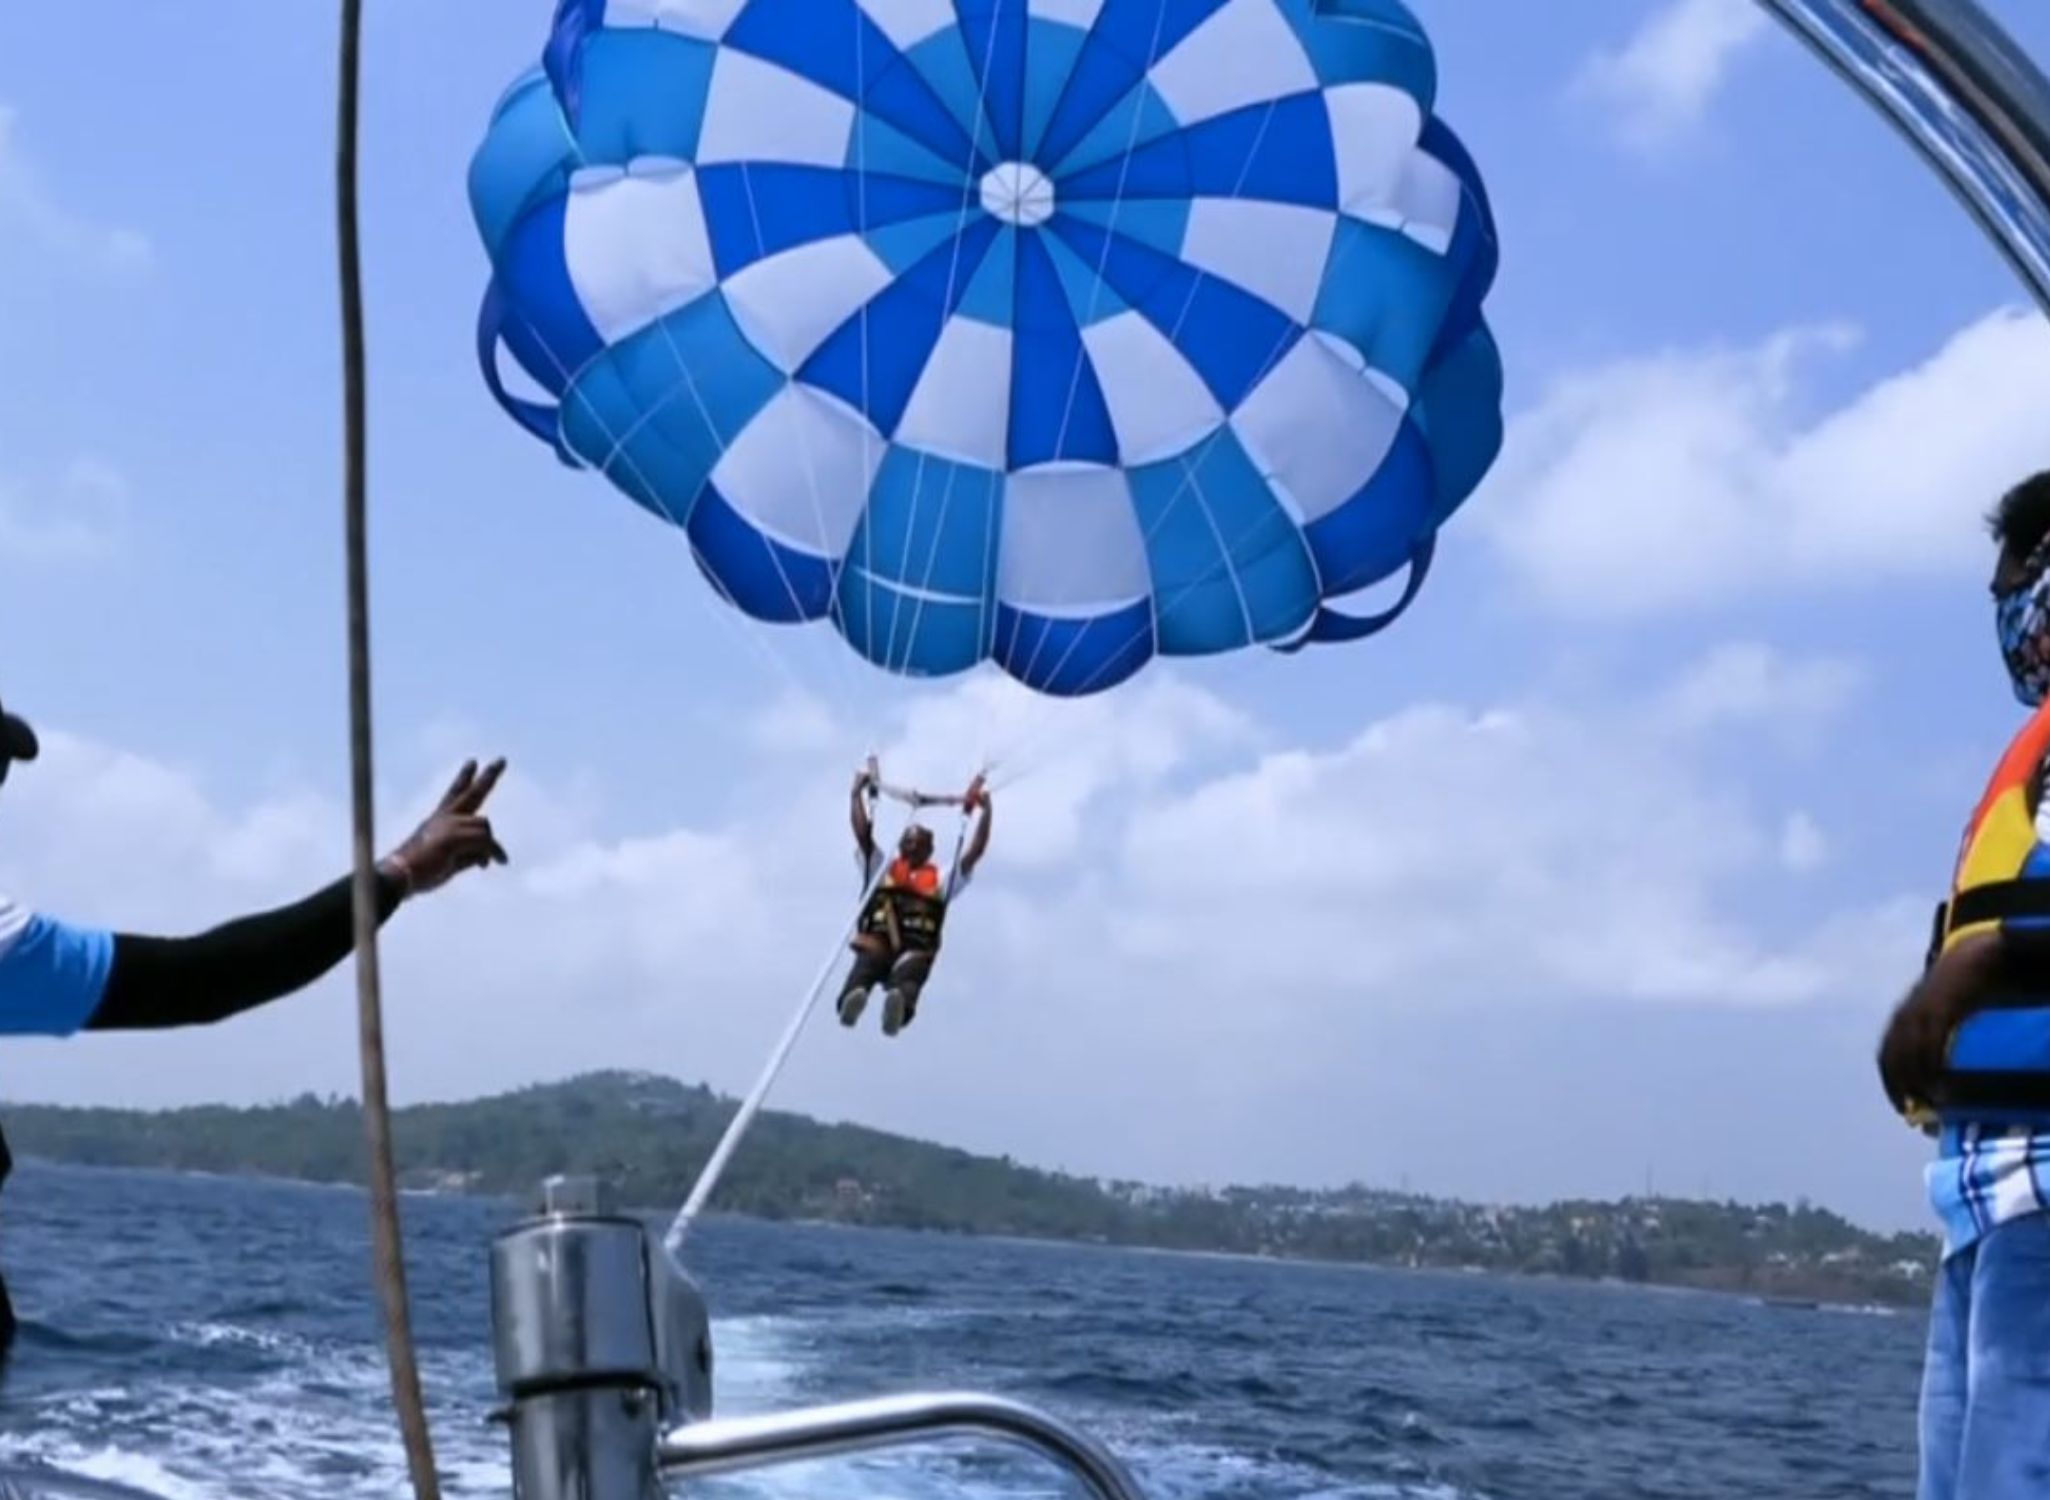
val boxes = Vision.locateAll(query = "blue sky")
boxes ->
[3,0,2050,1232]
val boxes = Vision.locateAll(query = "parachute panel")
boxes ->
[471,0,1504,697]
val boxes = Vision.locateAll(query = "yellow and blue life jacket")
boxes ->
[1928,694,2050,1122]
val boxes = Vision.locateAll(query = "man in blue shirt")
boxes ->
[0,696,509,1372]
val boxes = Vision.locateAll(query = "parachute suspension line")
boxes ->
[851,0,879,693]
[946,795,973,884]
[651,317,867,720]
[988,623,1279,801]
[1002,0,1185,702]
[879,7,1007,685]
[728,4,872,720]
[1120,101,1293,666]
[1176,451,1260,645]
[1002,180,1423,729]
[509,105,869,734]
[508,282,878,743]
[780,318,869,718]
[686,152,873,721]
[1042,0,1177,468]
[1016,86,1287,704]
[886,458,967,680]
[489,294,836,729]
[974,473,1001,769]
[335,5,442,1498]
[664,850,891,1260]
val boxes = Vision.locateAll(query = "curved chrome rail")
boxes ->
[1758,0,2050,313]
[656,1392,1148,1499]
[488,1178,1148,1500]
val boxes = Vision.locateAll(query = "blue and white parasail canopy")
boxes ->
[470,0,1503,697]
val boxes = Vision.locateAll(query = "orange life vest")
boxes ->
[1926,694,2050,1121]
[859,858,947,953]
[887,858,941,897]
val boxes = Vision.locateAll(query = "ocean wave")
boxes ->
[0,1164,1924,1500]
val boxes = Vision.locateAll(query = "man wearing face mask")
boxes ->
[0,698,509,1377]
[1881,470,2050,1500]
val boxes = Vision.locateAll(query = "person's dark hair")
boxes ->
[1990,471,2050,561]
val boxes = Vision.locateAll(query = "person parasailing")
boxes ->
[838,762,992,1038]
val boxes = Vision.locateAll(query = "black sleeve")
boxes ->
[86,872,405,1032]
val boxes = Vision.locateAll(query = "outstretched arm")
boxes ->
[851,762,878,863]
[959,782,993,878]
[90,873,403,1030]
[75,759,509,1033]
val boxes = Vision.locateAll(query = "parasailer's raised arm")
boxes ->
[850,760,879,866]
[960,775,993,881]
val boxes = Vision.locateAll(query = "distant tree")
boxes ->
[0,1072,1940,1305]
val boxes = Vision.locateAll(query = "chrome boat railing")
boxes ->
[656,1393,1147,1499]
[1757,0,2050,314]
[488,1175,1148,1500]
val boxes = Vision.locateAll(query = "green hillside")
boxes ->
[0,1071,1940,1307]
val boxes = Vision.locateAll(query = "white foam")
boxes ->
[0,1301,1494,1500]
[0,1443,216,1500]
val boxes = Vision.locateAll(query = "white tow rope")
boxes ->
[662,761,982,1264]
[663,860,884,1261]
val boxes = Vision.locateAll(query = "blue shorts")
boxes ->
[1921,1213,2050,1498]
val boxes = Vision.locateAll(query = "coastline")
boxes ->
[13,1155,1926,1315]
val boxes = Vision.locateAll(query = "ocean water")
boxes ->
[0,1163,1925,1500]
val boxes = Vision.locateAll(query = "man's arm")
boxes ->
[959,787,993,879]
[4,758,507,1036]
[88,871,406,1030]
[1880,927,2013,1115]
[851,763,878,863]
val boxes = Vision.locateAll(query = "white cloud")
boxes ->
[0,459,130,562]
[1572,0,1770,152]
[1111,666,1908,1011]
[884,672,1257,869]
[1652,642,1864,748]
[1483,307,2050,615]
[0,647,1920,1205]
[743,691,841,757]
[728,671,1259,872]
[0,732,341,926]
[0,106,152,275]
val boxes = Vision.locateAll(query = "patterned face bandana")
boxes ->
[1997,536,2050,707]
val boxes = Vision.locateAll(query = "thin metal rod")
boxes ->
[658,1392,1148,1500]
[337,4,441,1497]
[873,779,969,810]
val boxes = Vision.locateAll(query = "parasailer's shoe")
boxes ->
[881,988,910,1036]
[837,987,870,1026]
